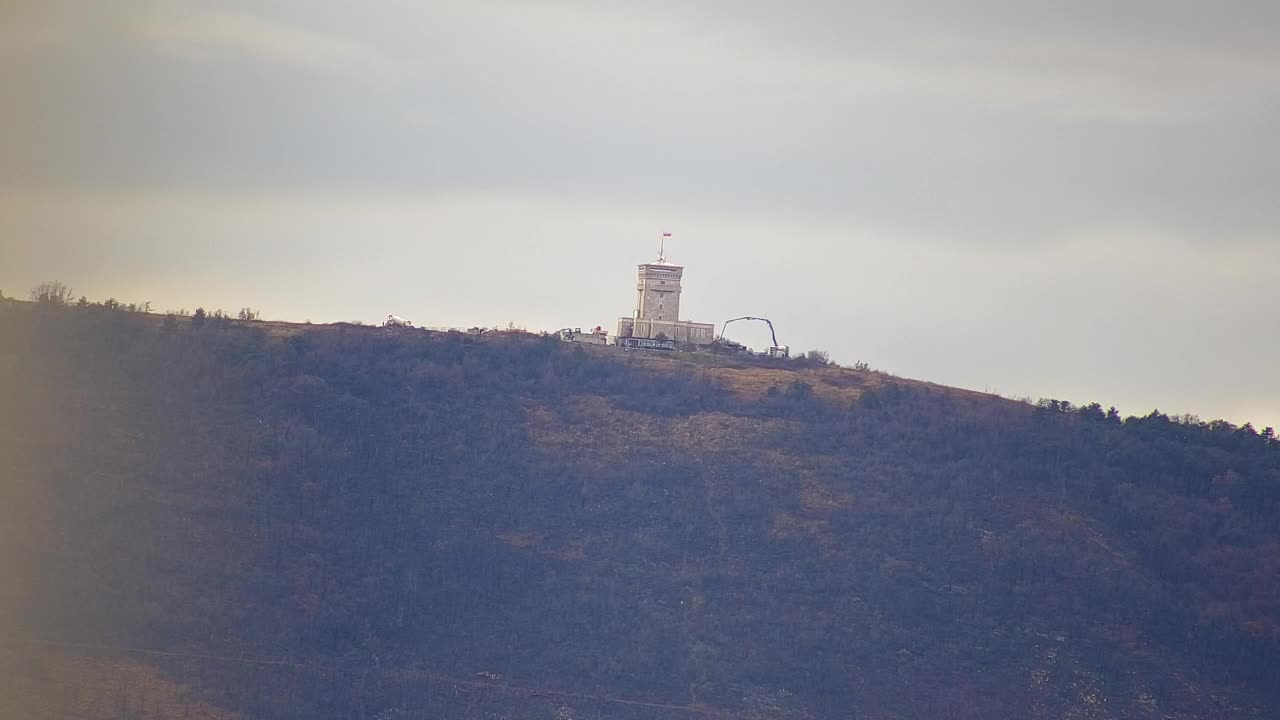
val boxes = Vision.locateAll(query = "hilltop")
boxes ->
[2,298,1279,719]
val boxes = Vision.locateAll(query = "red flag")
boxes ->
[662,232,672,237]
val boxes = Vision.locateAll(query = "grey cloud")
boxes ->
[1,1,1278,427]
[3,1,1278,242]
[132,6,401,87]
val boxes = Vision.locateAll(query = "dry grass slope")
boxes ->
[0,649,237,720]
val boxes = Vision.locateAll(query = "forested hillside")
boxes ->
[3,299,1278,719]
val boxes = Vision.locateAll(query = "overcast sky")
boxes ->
[2,1,1277,428]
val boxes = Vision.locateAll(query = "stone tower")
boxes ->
[616,237,716,345]
[634,257,682,322]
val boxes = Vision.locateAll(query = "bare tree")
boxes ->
[803,349,830,365]
[30,280,73,305]
[210,309,231,329]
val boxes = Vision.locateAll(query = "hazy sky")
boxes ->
[2,1,1278,428]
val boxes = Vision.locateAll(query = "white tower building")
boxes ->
[634,255,682,323]
[617,236,715,344]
